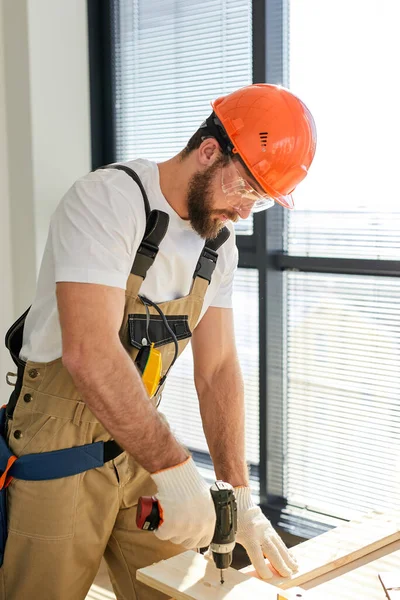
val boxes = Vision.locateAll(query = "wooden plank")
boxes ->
[303,547,400,600]
[300,540,400,590]
[241,510,400,589]
[137,550,315,600]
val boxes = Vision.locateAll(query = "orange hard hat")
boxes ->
[211,84,317,209]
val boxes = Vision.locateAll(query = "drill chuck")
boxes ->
[210,541,236,570]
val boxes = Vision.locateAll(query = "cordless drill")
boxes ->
[209,481,237,584]
[136,480,237,584]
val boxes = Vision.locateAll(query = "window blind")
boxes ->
[111,0,253,235]
[285,272,400,520]
[284,0,400,521]
[162,269,260,472]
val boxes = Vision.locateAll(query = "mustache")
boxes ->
[213,209,239,222]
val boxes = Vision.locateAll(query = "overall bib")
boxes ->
[1,166,229,600]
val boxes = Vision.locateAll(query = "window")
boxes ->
[287,1,400,260]
[282,0,400,524]
[286,272,400,519]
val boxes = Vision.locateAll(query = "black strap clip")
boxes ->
[132,240,160,279]
[194,247,219,283]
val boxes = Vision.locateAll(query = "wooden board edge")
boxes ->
[281,529,400,589]
[298,539,400,591]
[137,569,188,600]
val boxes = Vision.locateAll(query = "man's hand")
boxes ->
[235,487,298,580]
[151,457,216,549]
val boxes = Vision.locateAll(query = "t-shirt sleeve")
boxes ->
[209,244,239,309]
[51,176,142,289]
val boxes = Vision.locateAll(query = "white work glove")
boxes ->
[151,457,216,549]
[235,486,298,580]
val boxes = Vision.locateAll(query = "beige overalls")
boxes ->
[1,166,229,600]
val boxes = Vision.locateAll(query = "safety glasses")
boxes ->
[221,163,275,213]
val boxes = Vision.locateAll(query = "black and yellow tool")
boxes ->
[134,295,180,398]
[135,343,162,398]
[210,481,237,584]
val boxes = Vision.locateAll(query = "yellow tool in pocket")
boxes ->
[136,343,162,398]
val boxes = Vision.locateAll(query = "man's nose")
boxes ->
[237,206,252,219]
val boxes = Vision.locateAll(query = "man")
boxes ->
[2,84,316,599]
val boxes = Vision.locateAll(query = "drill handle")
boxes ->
[136,496,161,531]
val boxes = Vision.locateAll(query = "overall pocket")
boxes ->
[7,474,81,540]
[128,313,191,349]
[6,405,84,540]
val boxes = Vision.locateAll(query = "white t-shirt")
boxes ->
[20,159,238,362]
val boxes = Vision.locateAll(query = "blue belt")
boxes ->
[0,406,123,566]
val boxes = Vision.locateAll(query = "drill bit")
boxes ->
[220,570,224,584]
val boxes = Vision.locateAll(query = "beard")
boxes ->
[187,157,238,239]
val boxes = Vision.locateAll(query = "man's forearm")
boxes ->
[63,342,188,473]
[197,360,249,487]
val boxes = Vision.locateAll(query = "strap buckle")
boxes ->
[194,248,218,283]
[0,456,17,490]
[138,240,159,259]
[131,241,160,278]
[6,373,17,387]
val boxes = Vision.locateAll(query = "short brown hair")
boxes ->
[179,127,250,178]
[179,128,206,160]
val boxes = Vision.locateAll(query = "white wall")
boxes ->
[3,0,37,318]
[27,0,92,262]
[0,0,15,403]
[0,0,91,400]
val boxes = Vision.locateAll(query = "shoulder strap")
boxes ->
[105,165,170,279]
[4,167,170,369]
[108,164,151,218]
[194,226,231,284]
[206,226,231,252]
[131,209,169,278]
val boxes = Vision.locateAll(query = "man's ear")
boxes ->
[197,137,221,167]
